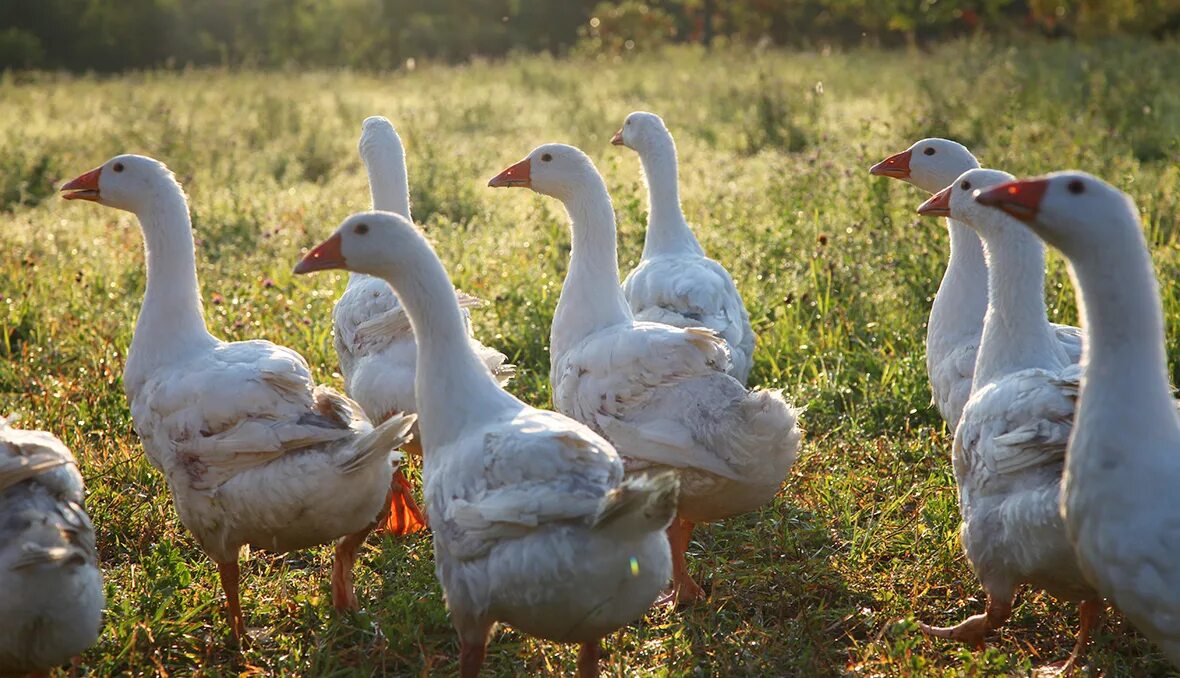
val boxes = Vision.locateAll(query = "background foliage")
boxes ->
[2,36,1180,674]
[4,0,1180,71]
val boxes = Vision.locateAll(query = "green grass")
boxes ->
[3,37,1180,676]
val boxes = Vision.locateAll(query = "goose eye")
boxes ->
[1067,180,1085,195]
[923,147,936,156]
[541,153,552,162]
[113,162,125,173]
[354,223,369,235]
[960,180,971,191]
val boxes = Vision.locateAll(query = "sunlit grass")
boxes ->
[2,37,1180,675]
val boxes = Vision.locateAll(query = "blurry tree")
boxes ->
[0,28,44,69]
[581,1,677,53]
[508,0,595,53]
[1,0,1178,71]
[1029,0,1180,36]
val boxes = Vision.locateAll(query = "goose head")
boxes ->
[488,143,599,203]
[61,154,178,214]
[358,115,404,164]
[917,168,1016,239]
[870,138,979,195]
[294,211,417,280]
[611,111,671,151]
[974,171,1139,259]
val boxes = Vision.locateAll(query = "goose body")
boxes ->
[979,172,1180,667]
[0,418,103,675]
[915,170,1098,667]
[124,339,409,560]
[489,144,801,605]
[296,211,677,678]
[550,322,793,522]
[613,112,754,384]
[61,154,415,639]
[871,139,1082,430]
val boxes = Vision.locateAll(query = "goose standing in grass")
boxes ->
[295,210,678,678]
[611,111,754,384]
[0,417,103,676]
[61,155,416,641]
[489,144,801,606]
[978,172,1180,668]
[870,139,1082,430]
[333,116,515,534]
[914,170,1099,672]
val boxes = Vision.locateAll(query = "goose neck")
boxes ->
[126,187,215,386]
[1070,231,1175,418]
[928,218,989,352]
[385,240,511,446]
[638,140,702,258]
[946,218,987,269]
[364,149,411,219]
[352,149,411,291]
[973,226,1061,385]
[552,179,633,359]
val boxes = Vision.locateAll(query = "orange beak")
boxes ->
[917,185,953,217]
[488,158,531,188]
[610,129,625,146]
[293,233,345,274]
[975,179,1049,223]
[61,166,103,202]
[869,149,911,179]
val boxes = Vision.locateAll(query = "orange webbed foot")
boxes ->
[376,467,428,535]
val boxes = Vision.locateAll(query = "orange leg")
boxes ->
[332,482,395,612]
[457,617,494,678]
[217,560,246,643]
[1056,600,1102,676]
[460,638,488,678]
[332,528,370,612]
[577,641,601,678]
[917,592,1013,650]
[656,518,704,607]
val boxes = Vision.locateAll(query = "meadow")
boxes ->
[3,38,1180,676]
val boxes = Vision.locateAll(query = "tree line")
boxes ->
[2,0,1179,72]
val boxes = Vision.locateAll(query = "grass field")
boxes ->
[3,37,1180,676]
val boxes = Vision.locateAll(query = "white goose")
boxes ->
[489,144,801,605]
[913,169,1099,671]
[978,172,1180,667]
[62,155,416,641]
[871,139,1082,430]
[333,116,514,534]
[295,211,678,678]
[611,111,755,384]
[0,417,103,676]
